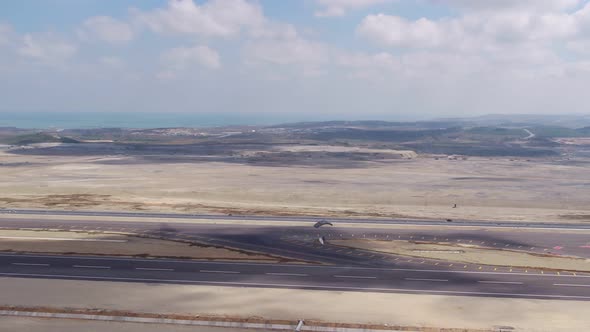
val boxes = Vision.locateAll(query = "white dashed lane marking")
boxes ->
[11,263,49,267]
[73,265,110,269]
[333,275,377,279]
[478,281,523,285]
[405,278,448,282]
[554,283,590,288]
[200,270,240,274]
[135,267,174,271]
[266,273,309,277]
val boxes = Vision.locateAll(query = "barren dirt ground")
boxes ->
[1,146,589,222]
[0,317,268,332]
[330,239,590,272]
[0,230,283,262]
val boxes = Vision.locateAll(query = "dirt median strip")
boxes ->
[0,213,317,227]
[0,229,310,264]
[330,239,590,272]
[0,235,127,242]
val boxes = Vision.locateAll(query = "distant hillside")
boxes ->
[307,127,461,142]
[1,132,79,145]
[271,120,465,130]
[466,127,524,137]
[3,116,590,158]
[272,115,590,131]
[440,114,590,128]
[530,126,590,138]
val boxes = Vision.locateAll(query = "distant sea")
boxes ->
[0,112,294,129]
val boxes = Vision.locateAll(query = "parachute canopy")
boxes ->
[313,220,333,228]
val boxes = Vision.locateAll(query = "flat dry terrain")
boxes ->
[1,145,589,222]
[330,239,590,272]
[0,317,266,332]
[0,230,282,262]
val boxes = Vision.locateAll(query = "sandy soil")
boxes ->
[0,317,266,332]
[0,230,282,262]
[276,144,418,158]
[330,239,590,272]
[1,277,588,331]
[1,147,589,222]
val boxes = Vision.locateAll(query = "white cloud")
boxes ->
[99,56,125,68]
[162,45,221,70]
[18,33,77,65]
[249,21,299,40]
[0,23,13,46]
[354,4,590,84]
[134,0,334,78]
[155,70,177,80]
[334,50,493,81]
[314,0,393,17]
[567,38,590,54]
[335,52,401,80]
[433,0,582,13]
[3,0,590,118]
[242,21,335,80]
[244,37,329,66]
[79,16,134,44]
[357,1,590,52]
[337,52,399,70]
[357,15,453,48]
[135,0,265,38]
[399,51,488,77]
[469,12,578,43]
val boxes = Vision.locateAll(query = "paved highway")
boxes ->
[1,216,589,263]
[0,210,589,300]
[1,253,590,300]
[2,208,590,229]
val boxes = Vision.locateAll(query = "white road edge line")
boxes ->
[478,281,523,285]
[135,267,174,272]
[265,273,308,277]
[200,270,240,274]
[405,278,448,282]
[333,275,377,279]
[553,283,590,288]
[11,263,49,267]
[2,272,588,299]
[72,265,110,269]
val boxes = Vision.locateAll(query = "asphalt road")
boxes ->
[2,208,590,229]
[1,216,589,263]
[1,253,590,300]
[0,210,589,300]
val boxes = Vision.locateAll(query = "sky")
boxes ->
[1,0,590,122]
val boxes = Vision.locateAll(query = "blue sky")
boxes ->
[1,0,590,122]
